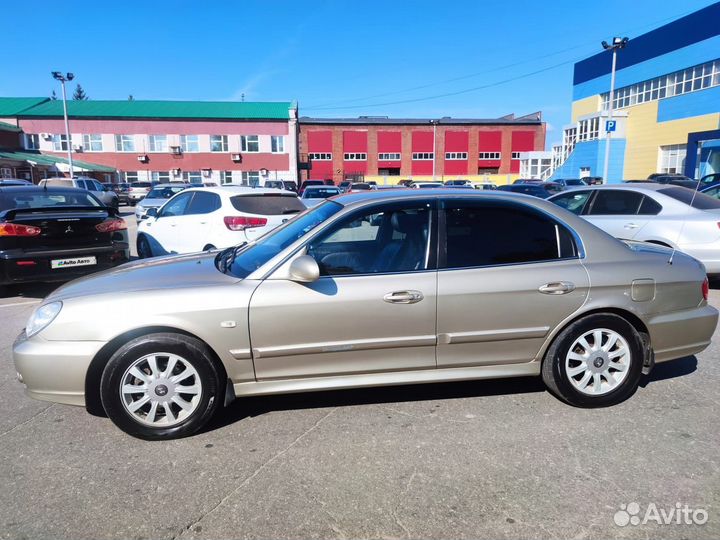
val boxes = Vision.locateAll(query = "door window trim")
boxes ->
[438,198,584,272]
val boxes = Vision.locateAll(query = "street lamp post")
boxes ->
[430,119,439,181]
[601,37,628,184]
[51,71,75,178]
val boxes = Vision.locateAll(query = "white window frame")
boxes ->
[343,152,367,161]
[82,134,103,152]
[478,152,501,160]
[183,171,202,184]
[445,152,468,160]
[658,144,687,174]
[180,135,199,153]
[52,134,69,151]
[148,135,168,153]
[151,171,171,183]
[271,135,285,153]
[124,171,139,182]
[511,152,521,160]
[24,134,39,150]
[241,171,260,186]
[378,152,401,160]
[412,152,434,160]
[220,171,234,184]
[210,135,228,153]
[115,135,135,152]
[241,135,259,153]
[309,152,332,160]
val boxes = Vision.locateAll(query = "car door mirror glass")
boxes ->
[288,255,320,283]
[145,208,158,219]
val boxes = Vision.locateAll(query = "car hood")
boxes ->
[46,252,239,302]
[137,198,168,208]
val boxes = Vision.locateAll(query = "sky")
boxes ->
[3,0,716,148]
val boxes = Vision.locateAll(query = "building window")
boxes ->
[577,117,600,142]
[210,135,228,152]
[182,171,202,184]
[241,171,260,186]
[378,153,401,160]
[601,59,720,110]
[658,144,687,174]
[412,152,434,160]
[151,171,171,183]
[241,135,259,153]
[24,134,39,150]
[479,152,501,160]
[309,152,332,160]
[511,152,521,159]
[115,135,135,152]
[271,135,285,153]
[220,171,234,184]
[180,135,199,153]
[344,153,367,160]
[52,134,69,151]
[124,171,139,182]
[445,152,468,160]
[148,135,168,152]
[82,134,103,152]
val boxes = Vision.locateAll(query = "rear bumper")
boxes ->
[0,243,129,285]
[13,331,106,407]
[647,304,719,362]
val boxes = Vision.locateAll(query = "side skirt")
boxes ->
[232,362,541,398]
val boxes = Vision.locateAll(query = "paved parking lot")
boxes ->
[1,207,719,539]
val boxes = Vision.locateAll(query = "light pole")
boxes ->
[51,71,75,178]
[601,37,628,184]
[430,119,439,181]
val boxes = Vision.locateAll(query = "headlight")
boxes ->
[26,301,62,338]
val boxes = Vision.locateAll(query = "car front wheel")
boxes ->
[541,313,644,407]
[100,333,224,440]
[137,235,152,258]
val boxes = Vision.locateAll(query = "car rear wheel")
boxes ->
[137,235,152,258]
[100,333,224,440]
[541,313,644,407]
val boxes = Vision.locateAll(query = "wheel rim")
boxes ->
[564,328,631,396]
[120,352,203,427]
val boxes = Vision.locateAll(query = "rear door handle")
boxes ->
[624,223,640,229]
[538,282,575,295]
[383,290,424,304]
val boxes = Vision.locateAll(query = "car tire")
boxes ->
[541,313,644,408]
[137,235,152,259]
[100,333,224,440]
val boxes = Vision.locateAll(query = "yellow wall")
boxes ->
[571,96,601,123]
[622,101,720,179]
[363,174,522,186]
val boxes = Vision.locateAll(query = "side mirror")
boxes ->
[288,255,320,283]
[146,208,158,219]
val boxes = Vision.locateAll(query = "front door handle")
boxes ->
[383,290,424,304]
[538,282,575,295]
[624,223,640,229]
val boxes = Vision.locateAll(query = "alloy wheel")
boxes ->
[564,328,631,396]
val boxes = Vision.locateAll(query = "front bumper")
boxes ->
[647,304,719,362]
[0,243,129,285]
[13,331,107,407]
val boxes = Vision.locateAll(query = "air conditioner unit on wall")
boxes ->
[73,144,83,152]
[41,133,52,140]
[170,146,182,155]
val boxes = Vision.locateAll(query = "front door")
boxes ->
[249,200,438,380]
[436,199,590,367]
[144,191,194,254]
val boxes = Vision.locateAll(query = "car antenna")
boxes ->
[668,177,701,265]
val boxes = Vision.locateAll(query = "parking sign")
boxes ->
[606,120,617,132]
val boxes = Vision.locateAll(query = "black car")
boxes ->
[645,174,698,190]
[0,186,129,290]
[298,180,326,195]
[103,182,130,205]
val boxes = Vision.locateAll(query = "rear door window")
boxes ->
[230,194,305,215]
[185,192,221,215]
[587,190,643,215]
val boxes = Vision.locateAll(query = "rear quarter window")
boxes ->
[230,194,306,215]
[658,187,720,210]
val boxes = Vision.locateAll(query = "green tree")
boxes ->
[72,84,89,100]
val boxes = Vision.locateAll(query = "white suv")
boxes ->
[136,186,306,258]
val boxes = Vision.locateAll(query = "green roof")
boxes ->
[18,99,294,120]
[0,150,116,172]
[0,121,22,133]
[0,97,49,117]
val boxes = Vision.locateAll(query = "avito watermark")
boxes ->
[614,502,708,527]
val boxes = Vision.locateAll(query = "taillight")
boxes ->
[224,216,268,231]
[95,218,127,233]
[0,223,42,237]
[702,277,709,301]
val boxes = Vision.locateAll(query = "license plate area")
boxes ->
[51,256,97,269]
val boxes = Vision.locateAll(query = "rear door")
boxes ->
[436,198,589,367]
[584,190,655,240]
[179,191,221,251]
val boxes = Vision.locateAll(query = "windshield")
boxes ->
[146,186,186,199]
[658,187,720,210]
[222,201,344,278]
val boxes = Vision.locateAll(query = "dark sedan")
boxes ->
[0,186,129,290]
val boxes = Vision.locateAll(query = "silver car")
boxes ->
[549,184,720,275]
[13,190,717,440]
[134,183,188,222]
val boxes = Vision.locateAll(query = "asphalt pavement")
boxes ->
[0,207,718,539]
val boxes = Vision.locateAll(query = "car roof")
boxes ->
[305,185,340,189]
[182,185,297,197]
[0,185,90,193]
[335,187,557,207]
[149,183,188,188]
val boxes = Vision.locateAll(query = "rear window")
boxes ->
[130,182,152,188]
[146,186,186,199]
[230,194,306,215]
[658,187,720,210]
[0,190,102,210]
[304,188,340,198]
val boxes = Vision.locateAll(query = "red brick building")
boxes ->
[298,113,545,184]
